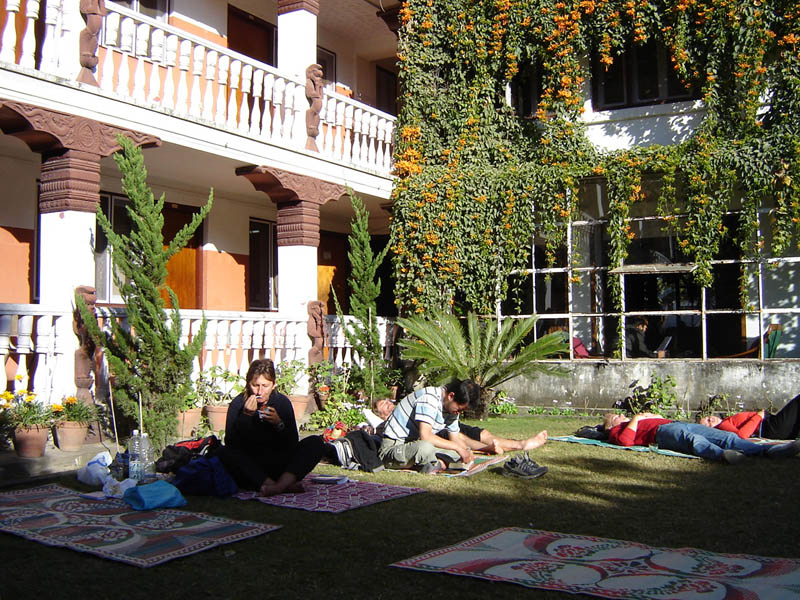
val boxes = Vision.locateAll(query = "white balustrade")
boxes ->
[2,1,394,175]
[0,0,22,64]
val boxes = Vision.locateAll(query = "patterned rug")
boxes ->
[392,527,800,599]
[235,477,426,513]
[0,484,279,567]
[550,435,700,458]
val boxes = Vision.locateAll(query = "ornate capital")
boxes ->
[0,100,160,156]
[277,0,319,16]
[39,149,102,214]
[276,199,321,247]
[236,165,345,206]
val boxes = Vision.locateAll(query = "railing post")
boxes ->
[238,63,253,133]
[261,73,274,139]
[215,53,229,126]
[226,59,241,130]
[100,11,120,93]
[148,28,165,104]
[163,33,178,110]
[176,38,191,114]
[20,0,41,68]
[190,43,205,117]
[133,22,150,103]
[0,0,22,64]
[283,80,295,142]
[203,50,217,121]
[271,76,285,142]
[250,68,264,136]
[41,0,62,75]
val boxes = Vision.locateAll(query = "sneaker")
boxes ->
[722,449,746,465]
[419,461,444,475]
[503,452,548,479]
[766,439,800,459]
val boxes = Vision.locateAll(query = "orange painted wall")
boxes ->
[0,226,34,303]
[201,249,248,310]
[169,15,227,46]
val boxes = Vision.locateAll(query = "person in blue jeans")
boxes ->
[603,412,800,464]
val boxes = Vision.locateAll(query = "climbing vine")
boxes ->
[390,0,800,316]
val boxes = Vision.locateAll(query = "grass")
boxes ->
[2,415,799,599]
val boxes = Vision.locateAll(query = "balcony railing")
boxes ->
[1,303,397,404]
[0,1,395,176]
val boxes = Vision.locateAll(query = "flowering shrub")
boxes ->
[0,390,53,429]
[51,396,98,425]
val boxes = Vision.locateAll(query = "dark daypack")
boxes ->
[156,435,221,473]
[575,424,609,441]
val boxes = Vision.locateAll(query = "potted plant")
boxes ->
[275,359,310,423]
[195,366,244,434]
[51,396,98,451]
[1,390,53,458]
[177,389,203,439]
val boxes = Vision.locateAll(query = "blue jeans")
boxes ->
[655,422,767,461]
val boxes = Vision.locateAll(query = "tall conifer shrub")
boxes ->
[79,135,212,449]
[332,191,391,401]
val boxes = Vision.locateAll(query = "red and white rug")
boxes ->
[392,527,800,599]
[236,477,426,513]
[0,484,279,567]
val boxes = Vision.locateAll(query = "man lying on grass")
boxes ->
[603,412,800,464]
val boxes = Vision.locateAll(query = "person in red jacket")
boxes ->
[698,393,800,440]
[602,412,800,464]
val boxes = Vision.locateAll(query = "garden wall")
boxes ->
[501,360,800,413]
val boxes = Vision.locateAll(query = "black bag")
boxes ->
[574,424,609,441]
[156,435,220,473]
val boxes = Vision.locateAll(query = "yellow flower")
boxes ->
[51,404,64,412]
[65,396,78,405]
[15,374,23,381]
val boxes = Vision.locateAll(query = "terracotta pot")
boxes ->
[54,421,89,452]
[13,425,49,458]
[289,394,313,425]
[203,404,228,434]
[177,407,203,438]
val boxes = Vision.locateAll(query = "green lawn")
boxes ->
[3,416,798,599]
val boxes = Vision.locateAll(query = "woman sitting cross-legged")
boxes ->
[218,358,325,496]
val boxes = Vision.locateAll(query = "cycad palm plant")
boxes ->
[396,311,568,419]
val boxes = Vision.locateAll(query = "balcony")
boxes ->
[0,1,396,194]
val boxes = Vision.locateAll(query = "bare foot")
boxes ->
[488,439,504,456]
[522,430,548,451]
[258,477,304,497]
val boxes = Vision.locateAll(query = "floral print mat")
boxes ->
[392,527,800,599]
[0,483,279,567]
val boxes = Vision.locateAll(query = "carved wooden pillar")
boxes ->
[40,149,102,213]
[78,0,109,86]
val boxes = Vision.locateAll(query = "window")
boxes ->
[95,194,202,308]
[317,47,336,88]
[592,41,699,110]
[499,179,800,359]
[115,0,169,21]
[375,66,398,116]
[508,59,543,118]
[249,219,277,311]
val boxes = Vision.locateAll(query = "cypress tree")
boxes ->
[79,135,212,450]
[332,191,390,401]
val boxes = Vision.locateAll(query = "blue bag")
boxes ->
[172,456,238,497]
[123,479,188,510]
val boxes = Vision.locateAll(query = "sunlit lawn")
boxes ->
[2,415,798,599]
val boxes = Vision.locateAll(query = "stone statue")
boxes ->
[78,0,108,86]
[307,300,326,365]
[305,63,324,151]
[73,285,98,405]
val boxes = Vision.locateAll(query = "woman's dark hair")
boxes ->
[444,379,480,410]
[246,358,276,385]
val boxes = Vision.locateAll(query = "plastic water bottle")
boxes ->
[128,430,144,482]
[140,432,157,483]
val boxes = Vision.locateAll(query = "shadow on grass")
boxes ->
[1,417,798,600]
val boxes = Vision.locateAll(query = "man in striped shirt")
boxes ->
[379,380,480,473]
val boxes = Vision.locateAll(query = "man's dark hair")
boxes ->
[629,316,648,328]
[444,379,480,410]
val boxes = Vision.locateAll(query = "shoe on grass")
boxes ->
[765,439,800,459]
[503,452,548,479]
[419,461,443,475]
[722,449,746,465]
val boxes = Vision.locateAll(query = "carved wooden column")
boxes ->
[236,165,344,315]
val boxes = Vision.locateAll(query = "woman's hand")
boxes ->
[242,393,260,416]
[258,405,283,427]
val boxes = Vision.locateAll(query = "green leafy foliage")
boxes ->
[332,191,393,400]
[303,362,367,430]
[78,135,212,451]
[617,374,689,420]
[275,360,306,396]
[397,311,568,417]
[391,0,800,316]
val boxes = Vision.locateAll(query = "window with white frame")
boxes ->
[500,178,800,359]
[249,219,278,311]
[94,193,130,304]
[592,41,700,110]
[114,0,169,21]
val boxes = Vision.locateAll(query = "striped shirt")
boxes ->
[382,386,460,442]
